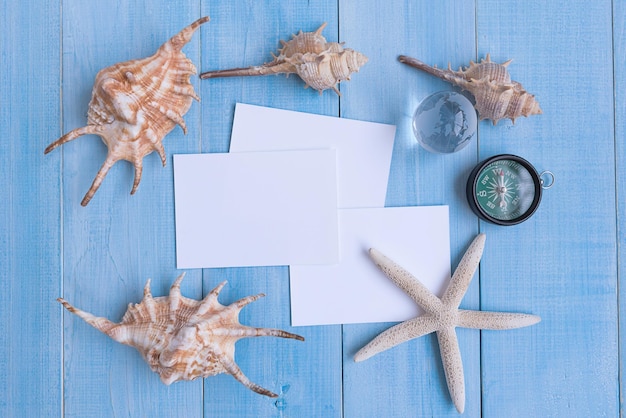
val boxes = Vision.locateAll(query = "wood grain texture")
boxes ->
[477,0,618,416]
[199,2,342,416]
[0,1,62,416]
[339,1,480,416]
[616,0,626,414]
[0,0,622,417]
[60,2,203,416]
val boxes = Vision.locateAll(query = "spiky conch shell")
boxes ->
[399,54,542,125]
[57,273,304,397]
[44,17,210,206]
[199,23,368,95]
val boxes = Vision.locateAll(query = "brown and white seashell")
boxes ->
[57,273,304,397]
[199,23,368,95]
[44,17,209,206]
[399,54,542,125]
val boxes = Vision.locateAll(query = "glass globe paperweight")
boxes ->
[412,91,477,154]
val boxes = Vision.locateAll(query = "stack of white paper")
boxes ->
[174,103,451,326]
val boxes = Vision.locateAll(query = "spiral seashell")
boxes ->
[58,273,304,397]
[44,17,209,206]
[399,54,542,125]
[199,23,368,95]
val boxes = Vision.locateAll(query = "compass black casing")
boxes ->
[466,154,543,226]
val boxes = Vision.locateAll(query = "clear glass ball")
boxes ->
[412,91,478,154]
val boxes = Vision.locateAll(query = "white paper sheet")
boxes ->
[173,150,339,268]
[290,206,450,326]
[229,103,396,209]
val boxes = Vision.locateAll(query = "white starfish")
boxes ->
[354,234,540,414]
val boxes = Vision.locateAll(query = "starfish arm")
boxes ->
[436,327,466,414]
[369,248,443,314]
[442,234,486,308]
[354,315,439,362]
[457,309,541,330]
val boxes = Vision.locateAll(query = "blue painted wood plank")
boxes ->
[340,1,481,416]
[615,0,626,415]
[476,1,618,416]
[59,2,203,416]
[199,2,342,416]
[0,1,62,416]
[1,1,622,416]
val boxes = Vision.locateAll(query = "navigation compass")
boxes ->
[466,154,554,226]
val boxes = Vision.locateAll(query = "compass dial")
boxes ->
[467,155,542,225]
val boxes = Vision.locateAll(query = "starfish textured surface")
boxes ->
[354,234,540,414]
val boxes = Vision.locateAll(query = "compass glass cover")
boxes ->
[473,159,536,221]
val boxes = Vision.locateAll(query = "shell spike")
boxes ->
[190,280,227,322]
[152,102,187,134]
[130,161,143,195]
[167,272,186,311]
[165,16,209,51]
[314,22,328,36]
[141,279,158,321]
[143,279,153,298]
[173,85,200,101]
[81,153,119,206]
[205,280,228,301]
[170,111,188,133]
[242,326,305,341]
[169,272,186,296]
[153,141,167,166]
[221,352,278,397]
[502,58,513,67]
[398,55,453,82]
[233,293,265,310]
[44,125,100,154]
[57,298,118,336]
[199,62,296,79]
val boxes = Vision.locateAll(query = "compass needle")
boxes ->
[467,154,551,226]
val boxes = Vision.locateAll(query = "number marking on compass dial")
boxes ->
[467,155,543,225]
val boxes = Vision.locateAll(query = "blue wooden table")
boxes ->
[1,1,622,417]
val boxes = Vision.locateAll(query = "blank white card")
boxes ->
[230,103,396,209]
[173,150,339,269]
[290,206,451,326]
